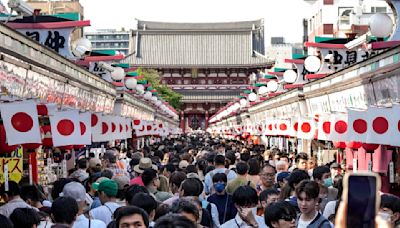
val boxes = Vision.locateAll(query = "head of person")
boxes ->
[295,180,320,216]
[134,158,158,176]
[154,213,197,228]
[295,153,308,170]
[264,201,297,228]
[154,204,171,221]
[259,188,280,209]
[260,164,277,188]
[236,161,249,176]
[169,171,187,194]
[308,156,317,170]
[312,166,332,187]
[20,185,44,207]
[51,196,79,226]
[240,152,251,162]
[247,158,260,176]
[212,173,227,195]
[88,157,102,174]
[93,179,118,204]
[232,185,258,215]
[379,194,400,225]
[275,160,289,173]
[163,163,176,178]
[287,169,310,191]
[113,175,130,199]
[0,181,20,202]
[330,163,340,179]
[61,181,88,212]
[280,155,290,163]
[77,158,88,170]
[51,178,72,201]
[0,214,13,228]
[171,198,200,224]
[141,168,160,189]
[10,207,41,228]
[125,184,149,205]
[277,171,290,188]
[130,193,157,221]
[180,178,203,197]
[213,154,225,167]
[116,206,149,228]
[102,150,117,168]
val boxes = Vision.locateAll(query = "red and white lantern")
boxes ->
[329,113,348,142]
[49,110,81,147]
[297,117,317,140]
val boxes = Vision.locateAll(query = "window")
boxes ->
[371,7,387,13]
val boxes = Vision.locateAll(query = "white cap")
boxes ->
[60,182,86,202]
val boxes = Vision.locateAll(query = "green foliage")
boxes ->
[140,68,182,110]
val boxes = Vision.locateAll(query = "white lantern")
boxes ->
[369,13,393,38]
[125,78,137,89]
[144,91,152,100]
[156,100,162,106]
[304,55,321,73]
[71,38,92,57]
[111,67,125,81]
[151,96,157,102]
[240,98,248,108]
[258,86,268,95]
[283,70,297,83]
[234,102,241,110]
[267,80,278,92]
[248,92,257,102]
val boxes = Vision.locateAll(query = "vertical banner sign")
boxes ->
[353,159,358,173]
[4,163,8,191]
[62,160,67,178]
[0,147,23,183]
[389,162,394,183]
[368,160,372,172]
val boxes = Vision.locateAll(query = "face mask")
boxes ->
[269,160,275,167]
[378,212,392,221]
[324,178,333,187]
[214,183,226,193]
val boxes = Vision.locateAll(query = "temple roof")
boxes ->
[123,19,273,68]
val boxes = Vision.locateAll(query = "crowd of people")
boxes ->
[0,134,399,228]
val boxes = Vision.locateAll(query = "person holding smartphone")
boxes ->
[295,180,331,228]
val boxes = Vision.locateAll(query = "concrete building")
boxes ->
[85,29,132,55]
[266,37,303,68]
[304,0,393,42]
[26,0,84,40]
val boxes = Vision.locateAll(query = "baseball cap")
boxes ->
[60,182,86,202]
[277,171,290,183]
[89,158,101,169]
[112,175,130,190]
[91,177,110,190]
[93,179,118,197]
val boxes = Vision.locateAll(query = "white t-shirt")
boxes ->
[90,202,120,225]
[73,214,106,228]
[297,212,318,228]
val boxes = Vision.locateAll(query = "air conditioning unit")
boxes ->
[8,0,34,16]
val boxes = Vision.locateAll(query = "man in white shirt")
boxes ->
[90,179,121,225]
[61,181,106,228]
[0,181,37,217]
[220,185,267,228]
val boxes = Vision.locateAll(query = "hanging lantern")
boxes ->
[369,13,393,38]
[0,125,18,154]
[111,67,125,81]
[248,92,257,102]
[41,125,53,147]
[333,141,346,149]
[304,55,321,73]
[346,141,362,149]
[283,69,297,83]
[362,143,379,151]
[258,86,268,95]
[267,80,278,92]
[125,77,137,90]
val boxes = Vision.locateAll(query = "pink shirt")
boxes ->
[130,176,144,186]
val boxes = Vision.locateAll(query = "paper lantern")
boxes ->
[248,92,257,102]
[304,55,321,73]
[346,141,362,149]
[362,143,379,151]
[72,38,92,57]
[258,86,268,95]
[369,13,393,38]
[240,98,247,108]
[0,125,18,154]
[144,91,152,100]
[267,80,278,92]
[111,67,125,81]
[41,125,53,147]
[125,77,137,89]
[283,69,297,83]
[333,141,346,149]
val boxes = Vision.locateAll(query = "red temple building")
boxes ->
[124,19,272,131]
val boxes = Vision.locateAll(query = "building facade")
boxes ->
[305,0,393,42]
[27,0,84,40]
[85,29,132,55]
[124,19,273,132]
[266,37,304,68]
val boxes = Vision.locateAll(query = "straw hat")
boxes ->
[133,157,157,174]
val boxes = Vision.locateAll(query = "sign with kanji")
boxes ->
[0,147,23,183]
[18,28,74,59]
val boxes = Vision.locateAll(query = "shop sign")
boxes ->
[319,48,377,72]
[0,148,23,183]
[18,28,74,59]
[328,86,368,112]
[307,95,331,115]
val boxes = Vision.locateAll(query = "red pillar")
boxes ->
[180,111,185,133]
[205,111,209,129]
[29,152,38,184]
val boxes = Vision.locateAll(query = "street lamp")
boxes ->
[369,13,393,38]
[283,69,297,83]
[267,80,278,92]
[304,55,321,73]
[248,92,257,102]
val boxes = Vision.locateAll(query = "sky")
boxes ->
[79,0,312,44]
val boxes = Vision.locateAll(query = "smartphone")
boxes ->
[343,173,381,228]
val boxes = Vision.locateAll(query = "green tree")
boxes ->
[140,68,182,110]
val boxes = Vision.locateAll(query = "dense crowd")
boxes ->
[0,134,399,228]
